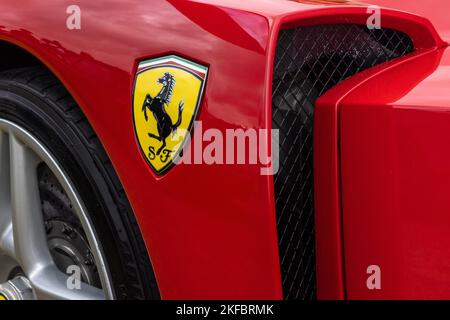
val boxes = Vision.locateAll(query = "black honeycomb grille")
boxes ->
[272,24,414,300]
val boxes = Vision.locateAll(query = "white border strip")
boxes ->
[139,55,207,74]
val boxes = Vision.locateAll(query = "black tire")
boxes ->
[0,66,160,300]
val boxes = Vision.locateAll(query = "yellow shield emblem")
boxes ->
[133,55,208,175]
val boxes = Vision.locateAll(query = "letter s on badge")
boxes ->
[132,55,208,175]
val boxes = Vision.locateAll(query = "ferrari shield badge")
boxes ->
[133,55,208,175]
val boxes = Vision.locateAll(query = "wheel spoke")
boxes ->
[0,130,13,257]
[0,225,14,258]
[30,264,104,300]
[9,132,53,273]
[0,255,18,282]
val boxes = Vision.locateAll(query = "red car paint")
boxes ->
[0,0,448,299]
[338,47,450,299]
[316,47,447,299]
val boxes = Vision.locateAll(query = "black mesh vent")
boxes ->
[272,24,414,300]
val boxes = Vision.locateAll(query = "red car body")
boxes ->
[0,0,449,299]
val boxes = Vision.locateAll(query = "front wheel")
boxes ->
[0,67,159,300]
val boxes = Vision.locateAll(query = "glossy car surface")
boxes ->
[0,0,449,299]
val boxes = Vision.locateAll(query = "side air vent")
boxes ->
[272,24,414,300]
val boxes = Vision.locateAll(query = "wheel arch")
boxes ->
[0,38,89,111]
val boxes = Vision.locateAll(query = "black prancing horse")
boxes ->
[142,72,184,156]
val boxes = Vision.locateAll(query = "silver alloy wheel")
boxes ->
[0,119,114,300]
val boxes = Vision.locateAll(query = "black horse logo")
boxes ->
[142,72,184,156]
